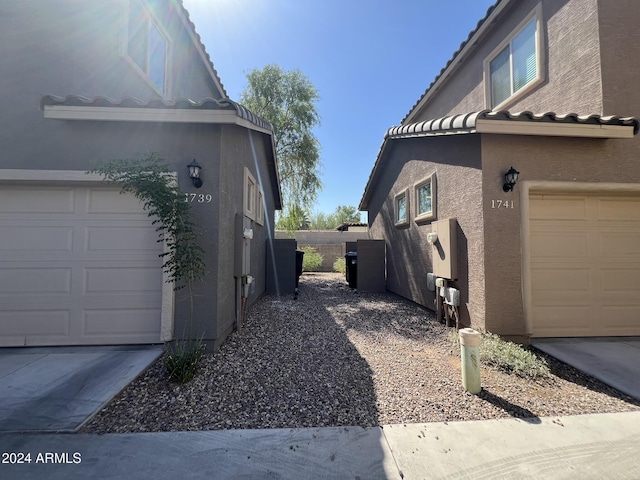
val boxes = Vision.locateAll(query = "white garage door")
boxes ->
[529,192,640,337]
[0,185,164,346]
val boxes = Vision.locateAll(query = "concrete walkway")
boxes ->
[533,337,640,401]
[1,412,639,479]
[0,346,162,432]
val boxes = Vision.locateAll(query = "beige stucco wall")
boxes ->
[598,0,640,117]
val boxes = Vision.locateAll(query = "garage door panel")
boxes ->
[0,226,74,252]
[0,310,71,336]
[0,187,75,214]
[86,226,159,253]
[600,306,640,335]
[530,232,589,258]
[596,198,640,221]
[87,188,147,214]
[530,192,640,337]
[599,233,640,257]
[83,309,161,336]
[531,267,590,291]
[84,267,162,293]
[0,268,72,294]
[533,306,596,336]
[530,195,588,220]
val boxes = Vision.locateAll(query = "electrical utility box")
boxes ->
[430,218,458,280]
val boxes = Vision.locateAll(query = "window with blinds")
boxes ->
[484,6,543,109]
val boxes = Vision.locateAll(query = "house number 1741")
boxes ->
[491,200,514,209]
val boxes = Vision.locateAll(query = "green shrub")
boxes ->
[451,331,551,380]
[300,246,323,272]
[333,257,346,274]
[164,339,206,384]
[480,332,551,379]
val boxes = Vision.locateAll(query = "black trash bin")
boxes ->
[295,249,304,288]
[345,251,357,289]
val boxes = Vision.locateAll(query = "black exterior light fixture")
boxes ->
[503,166,520,192]
[187,159,202,188]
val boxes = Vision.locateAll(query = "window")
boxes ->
[394,190,409,227]
[485,5,543,109]
[415,174,437,223]
[126,0,169,95]
[244,168,257,220]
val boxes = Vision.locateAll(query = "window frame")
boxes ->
[483,3,544,110]
[414,173,437,224]
[124,0,171,97]
[394,189,410,228]
[256,188,265,226]
[243,167,257,220]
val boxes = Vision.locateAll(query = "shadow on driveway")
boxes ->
[0,345,162,432]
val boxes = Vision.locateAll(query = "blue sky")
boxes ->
[182,0,497,220]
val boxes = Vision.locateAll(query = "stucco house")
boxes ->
[360,0,640,342]
[0,0,281,349]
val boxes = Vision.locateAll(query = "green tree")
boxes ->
[307,205,362,230]
[240,64,322,230]
[333,205,362,225]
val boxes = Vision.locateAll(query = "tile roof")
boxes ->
[40,95,273,133]
[359,109,639,210]
[173,0,228,98]
[335,222,368,232]
[388,110,639,139]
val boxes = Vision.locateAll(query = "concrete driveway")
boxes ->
[0,345,162,432]
[532,337,640,401]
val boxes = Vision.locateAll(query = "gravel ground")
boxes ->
[82,273,640,433]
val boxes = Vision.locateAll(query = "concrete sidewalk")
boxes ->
[1,411,639,479]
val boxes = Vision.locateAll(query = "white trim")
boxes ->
[484,3,545,110]
[414,173,437,224]
[0,168,175,342]
[394,189,410,227]
[43,105,272,135]
[520,181,640,336]
[476,119,635,138]
[243,167,257,221]
[404,0,515,124]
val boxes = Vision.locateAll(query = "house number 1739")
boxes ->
[184,193,212,203]
[491,200,514,209]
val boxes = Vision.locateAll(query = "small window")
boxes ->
[484,5,543,109]
[394,190,409,227]
[244,168,257,220]
[126,0,169,95]
[415,174,437,223]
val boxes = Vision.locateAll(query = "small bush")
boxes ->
[333,257,346,273]
[300,246,323,272]
[164,339,206,384]
[451,330,551,380]
[480,333,551,379]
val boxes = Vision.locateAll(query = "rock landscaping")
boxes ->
[82,273,640,433]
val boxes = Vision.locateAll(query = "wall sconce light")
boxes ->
[502,166,519,192]
[187,159,202,188]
